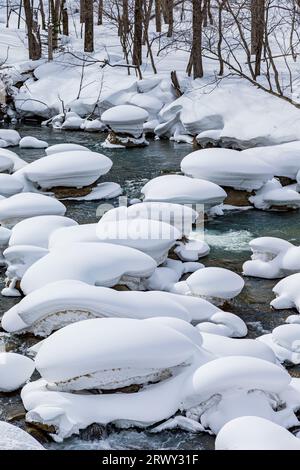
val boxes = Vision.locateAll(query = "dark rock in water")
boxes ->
[6,403,26,422]
[279,176,295,186]
[113,284,130,291]
[223,187,253,207]
[106,130,148,148]
[28,421,57,435]
[26,424,53,443]
[79,423,106,441]
[48,182,97,199]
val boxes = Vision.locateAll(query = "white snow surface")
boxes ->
[0,421,44,450]
[19,136,48,149]
[0,352,34,392]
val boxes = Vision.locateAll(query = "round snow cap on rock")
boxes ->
[0,174,24,197]
[0,421,44,450]
[215,416,300,450]
[0,154,14,173]
[19,136,48,149]
[0,352,35,392]
[101,105,149,125]
[46,143,90,155]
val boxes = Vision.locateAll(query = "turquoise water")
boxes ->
[1,125,300,449]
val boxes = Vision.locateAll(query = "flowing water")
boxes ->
[1,125,300,449]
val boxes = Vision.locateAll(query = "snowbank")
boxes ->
[0,421,44,450]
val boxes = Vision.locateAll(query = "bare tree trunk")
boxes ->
[122,0,129,34]
[133,0,143,66]
[23,0,42,60]
[155,0,161,32]
[84,0,94,52]
[17,0,22,28]
[80,0,85,23]
[191,0,203,78]
[143,0,153,45]
[251,0,265,77]
[98,0,103,25]
[48,22,53,61]
[166,0,173,37]
[39,0,46,30]
[62,0,69,35]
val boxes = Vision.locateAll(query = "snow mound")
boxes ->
[271,273,300,312]
[0,193,66,227]
[0,352,34,392]
[0,130,20,146]
[1,280,246,337]
[15,151,112,190]
[249,179,300,210]
[0,154,14,173]
[215,416,300,450]
[100,202,199,237]
[0,174,24,197]
[19,136,48,149]
[20,242,157,294]
[45,143,90,155]
[96,218,181,264]
[0,421,44,450]
[0,148,27,171]
[242,236,297,279]
[34,318,199,391]
[141,175,226,211]
[101,105,149,138]
[181,148,273,191]
[259,324,300,365]
[9,215,78,248]
[172,267,244,304]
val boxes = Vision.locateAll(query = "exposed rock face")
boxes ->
[105,129,148,148]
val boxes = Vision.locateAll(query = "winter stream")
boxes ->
[1,125,300,449]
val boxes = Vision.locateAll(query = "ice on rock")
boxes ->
[271,273,300,312]
[1,279,246,337]
[0,352,34,392]
[181,148,274,191]
[200,333,275,362]
[0,148,27,171]
[0,174,24,197]
[249,179,300,210]
[20,242,157,294]
[0,193,66,227]
[259,324,300,365]
[182,356,295,434]
[19,136,48,149]
[0,421,44,450]
[34,318,200,391]
[100,202,199,237]
[242,236,298,279]
[172,267,244,305]
[101,105,149,138]
[141,175,226,211]
[45,143,90,155]
[96,218,181,264]
[215,416,300,450]
[9,215,78,249]
[0,129,21,146]
[14,151,112,190]
[0,154,14,173]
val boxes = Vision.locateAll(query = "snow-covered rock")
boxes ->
[215,416,300,450]
[200,333,275,362]
[0,226,11,266]
[172,267,244,305]
[0,148,27,171]
[0,193,66,227]
[0,154,14,173]
[45,143,90,155]
[0,352,34,392]
[1,280,246,337]
[0,174,24,197]
[9,215,78,248]
[181,148,273,191]
[19,136,48,149]
[100,202,199,237]
[271,273,300,312]
[249,179,300,210]
[15,150,112,190]
[0,421,44,450]
[101,105,149,138]
[0,129,20,146]
[34,318,201,392]
[96,218,181,264]
[243,237,300,279]
[141,175,226,212]
[20,242,157,294]
[81,119,106,132]
[259,324,300,365]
